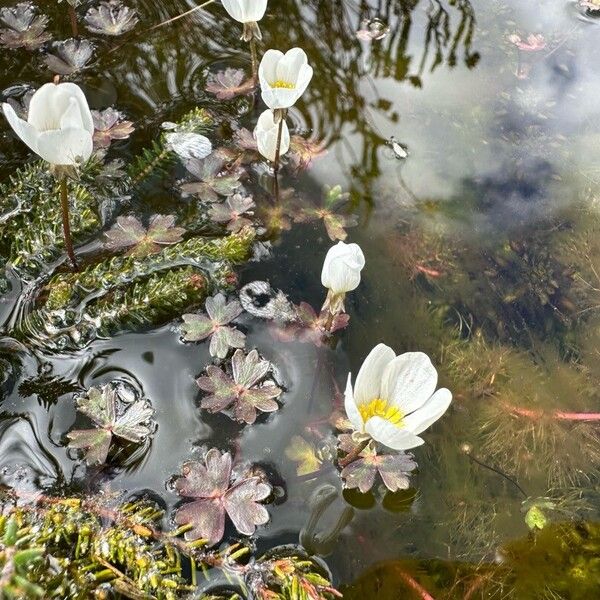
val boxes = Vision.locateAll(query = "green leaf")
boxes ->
[525,505,548,531]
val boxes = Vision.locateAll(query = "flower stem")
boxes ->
[273,116,285,177]
[338,438,370,468]
[250,38,258,85]
[59,177,78,271]
[504,403,600,421]
[393,566,436,600]
[68,5,78,37]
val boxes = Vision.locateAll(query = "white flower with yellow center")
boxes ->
[258,48,313,110]
[345,344,452,450]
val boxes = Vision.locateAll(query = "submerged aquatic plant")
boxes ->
[295,184,358,241]
[103,214,186,257]
[67,383,154,465]
[174,448,271,545]
[0,3,51,50]
[181,293,246,359]
[197,349,282,424]
[285,435,325,476]
[271,301,350,346]
[344,344,452,451]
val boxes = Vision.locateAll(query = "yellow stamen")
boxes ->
[271,80,295,89]
[358,398,404,428]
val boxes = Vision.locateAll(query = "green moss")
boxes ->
[45,228,255,311]
[0,494,340,600]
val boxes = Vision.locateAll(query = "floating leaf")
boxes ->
[165,132,212,161]
[272,302,349,346]
[288,135,327,171]
[67,384,154,465]
[295,185,357,241]
[181,293,245,358]
[174,448,271,544]
[341,449,417,494]
[44,38,94,75]
[104,214,185,257]
[197,349,282,424]
[285,435,323,476]
[205,68,255,100]
[180,154,242,202]
[209,193,255,232]
[84,0,139,36]
[0,3,51,49]
[92,107,135,148]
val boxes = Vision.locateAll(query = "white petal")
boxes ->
[365,417,425,450]
[276,48,308,85]
[37,128,93,165]
[221,0,245,21]
[384,352,438,413]
[260,86,301,110]
[60,98,85,130]
[353,343,395,406]
[3,103,40,155]
[344,373,363,431]
[28,82,93,134]
[259,49,284,87]
[294,64,313,98]
[403,388,452,435]
[321,241,365,293]
[254,109,289,162]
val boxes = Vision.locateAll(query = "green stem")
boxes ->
[59,177,78,271]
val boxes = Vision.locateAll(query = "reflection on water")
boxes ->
[1,0,600,597]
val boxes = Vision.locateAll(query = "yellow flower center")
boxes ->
[358,398,404,428]
[271,80,295,89]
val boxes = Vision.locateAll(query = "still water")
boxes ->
[1,0,600,597]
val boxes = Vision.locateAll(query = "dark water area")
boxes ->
[1,0,600,598]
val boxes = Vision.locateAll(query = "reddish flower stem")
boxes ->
[504,403,600,421]
[394,566,436,600]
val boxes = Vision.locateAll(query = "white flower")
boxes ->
[254,109,290,162]
[321,241,365,295]
[259,48,313,110]
[221,0,268,23]
[345,344,452,450]
[2,82,93,166]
